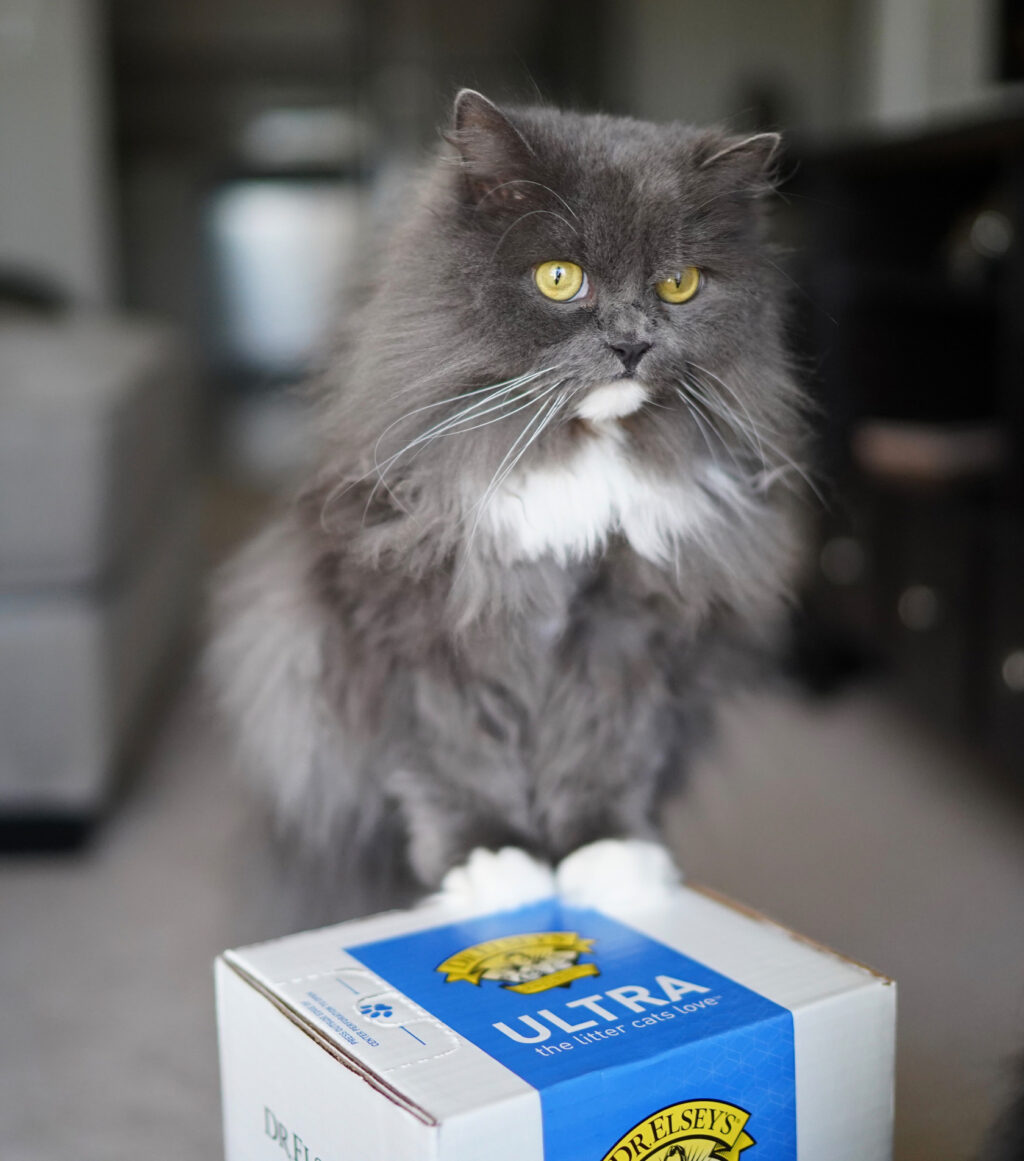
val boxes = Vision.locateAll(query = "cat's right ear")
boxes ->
[447,89,535,209]
[695,131,782,197]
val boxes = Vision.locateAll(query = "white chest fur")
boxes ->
[481,424,736,566]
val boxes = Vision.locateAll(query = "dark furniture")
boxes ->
[789,106,1024,774]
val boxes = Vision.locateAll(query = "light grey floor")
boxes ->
[666,688,1024,1161]
[2,676,1023,1160]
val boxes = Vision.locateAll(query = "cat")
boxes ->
[208,89,808,907]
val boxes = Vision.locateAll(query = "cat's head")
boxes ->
[326,91,803,563]
[441,89,784,410]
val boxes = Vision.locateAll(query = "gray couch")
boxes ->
[0,312,201,844]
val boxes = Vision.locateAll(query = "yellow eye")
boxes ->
[535,260,586,302]
[656,266,702,304]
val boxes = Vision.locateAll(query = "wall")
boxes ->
[860,0,999,126]
[0,0,112,304]
[611,0,1004,138]
[610,0,859,133]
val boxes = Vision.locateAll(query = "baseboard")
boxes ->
[0,812,97,854]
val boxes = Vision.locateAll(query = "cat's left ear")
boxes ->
[696,131,782,195]
[447,89,535,208]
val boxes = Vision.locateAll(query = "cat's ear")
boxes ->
[696,131,782,195]
[447,89,535,208]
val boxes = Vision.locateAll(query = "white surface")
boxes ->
[216,960,439,1161]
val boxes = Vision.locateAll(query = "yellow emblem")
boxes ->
[436,931,598,995]
[600,1100,755,1161]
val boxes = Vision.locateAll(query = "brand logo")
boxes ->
[436,930,599,994]
[600,1100,755,1161]
[264,1105,327,1161]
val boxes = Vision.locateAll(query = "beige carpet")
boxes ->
[2,676,1022,1160]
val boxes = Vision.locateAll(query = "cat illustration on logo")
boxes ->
[436,931,599,994]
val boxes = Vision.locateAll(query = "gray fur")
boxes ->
[208,91,809,887]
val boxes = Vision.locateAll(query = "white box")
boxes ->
[216,885,895,1161]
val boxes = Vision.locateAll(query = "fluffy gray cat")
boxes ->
[209,90,807,906]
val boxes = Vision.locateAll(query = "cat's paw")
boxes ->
[430,847,556,911]
[556,839,683,910]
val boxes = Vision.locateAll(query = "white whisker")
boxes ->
[492,209,578,260]
[366,376,566,513]
[686,364,822,501]
[319,366,562,526]
[373,367,555,454]
[688,360,792,441]
[681,378,760,474]
[370,366,557,480]
[364,384,532,515]
[477,180,581,222]
[462,387,567,557]
[675,383,746,474]
[320,380,522,526]
[476,389,567,517]
[673,387,721,470]
[362,376,561,517]
[687,361,768,468]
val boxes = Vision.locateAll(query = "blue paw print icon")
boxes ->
[359,1002,394,1020]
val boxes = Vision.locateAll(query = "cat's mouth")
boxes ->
[574,378,648,422]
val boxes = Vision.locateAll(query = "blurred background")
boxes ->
[2,1,1023,1159]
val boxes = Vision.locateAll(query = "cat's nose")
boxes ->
[607,339,652,374]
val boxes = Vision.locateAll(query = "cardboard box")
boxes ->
[216,885,895,1161]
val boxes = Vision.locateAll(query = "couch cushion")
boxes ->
[0,312,195,588]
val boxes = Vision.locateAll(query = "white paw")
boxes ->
[430,847,556,912]
[556,839,683,910]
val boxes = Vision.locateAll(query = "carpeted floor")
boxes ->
[2,676,1023,1160]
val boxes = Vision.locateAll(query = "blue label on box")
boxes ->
[349,901,796,1160]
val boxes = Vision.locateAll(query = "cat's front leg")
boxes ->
[555,838,682,909]
[531,717,685,910]
[390,765,559,908]
[423,839,682,912]
[429,846,557,910]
